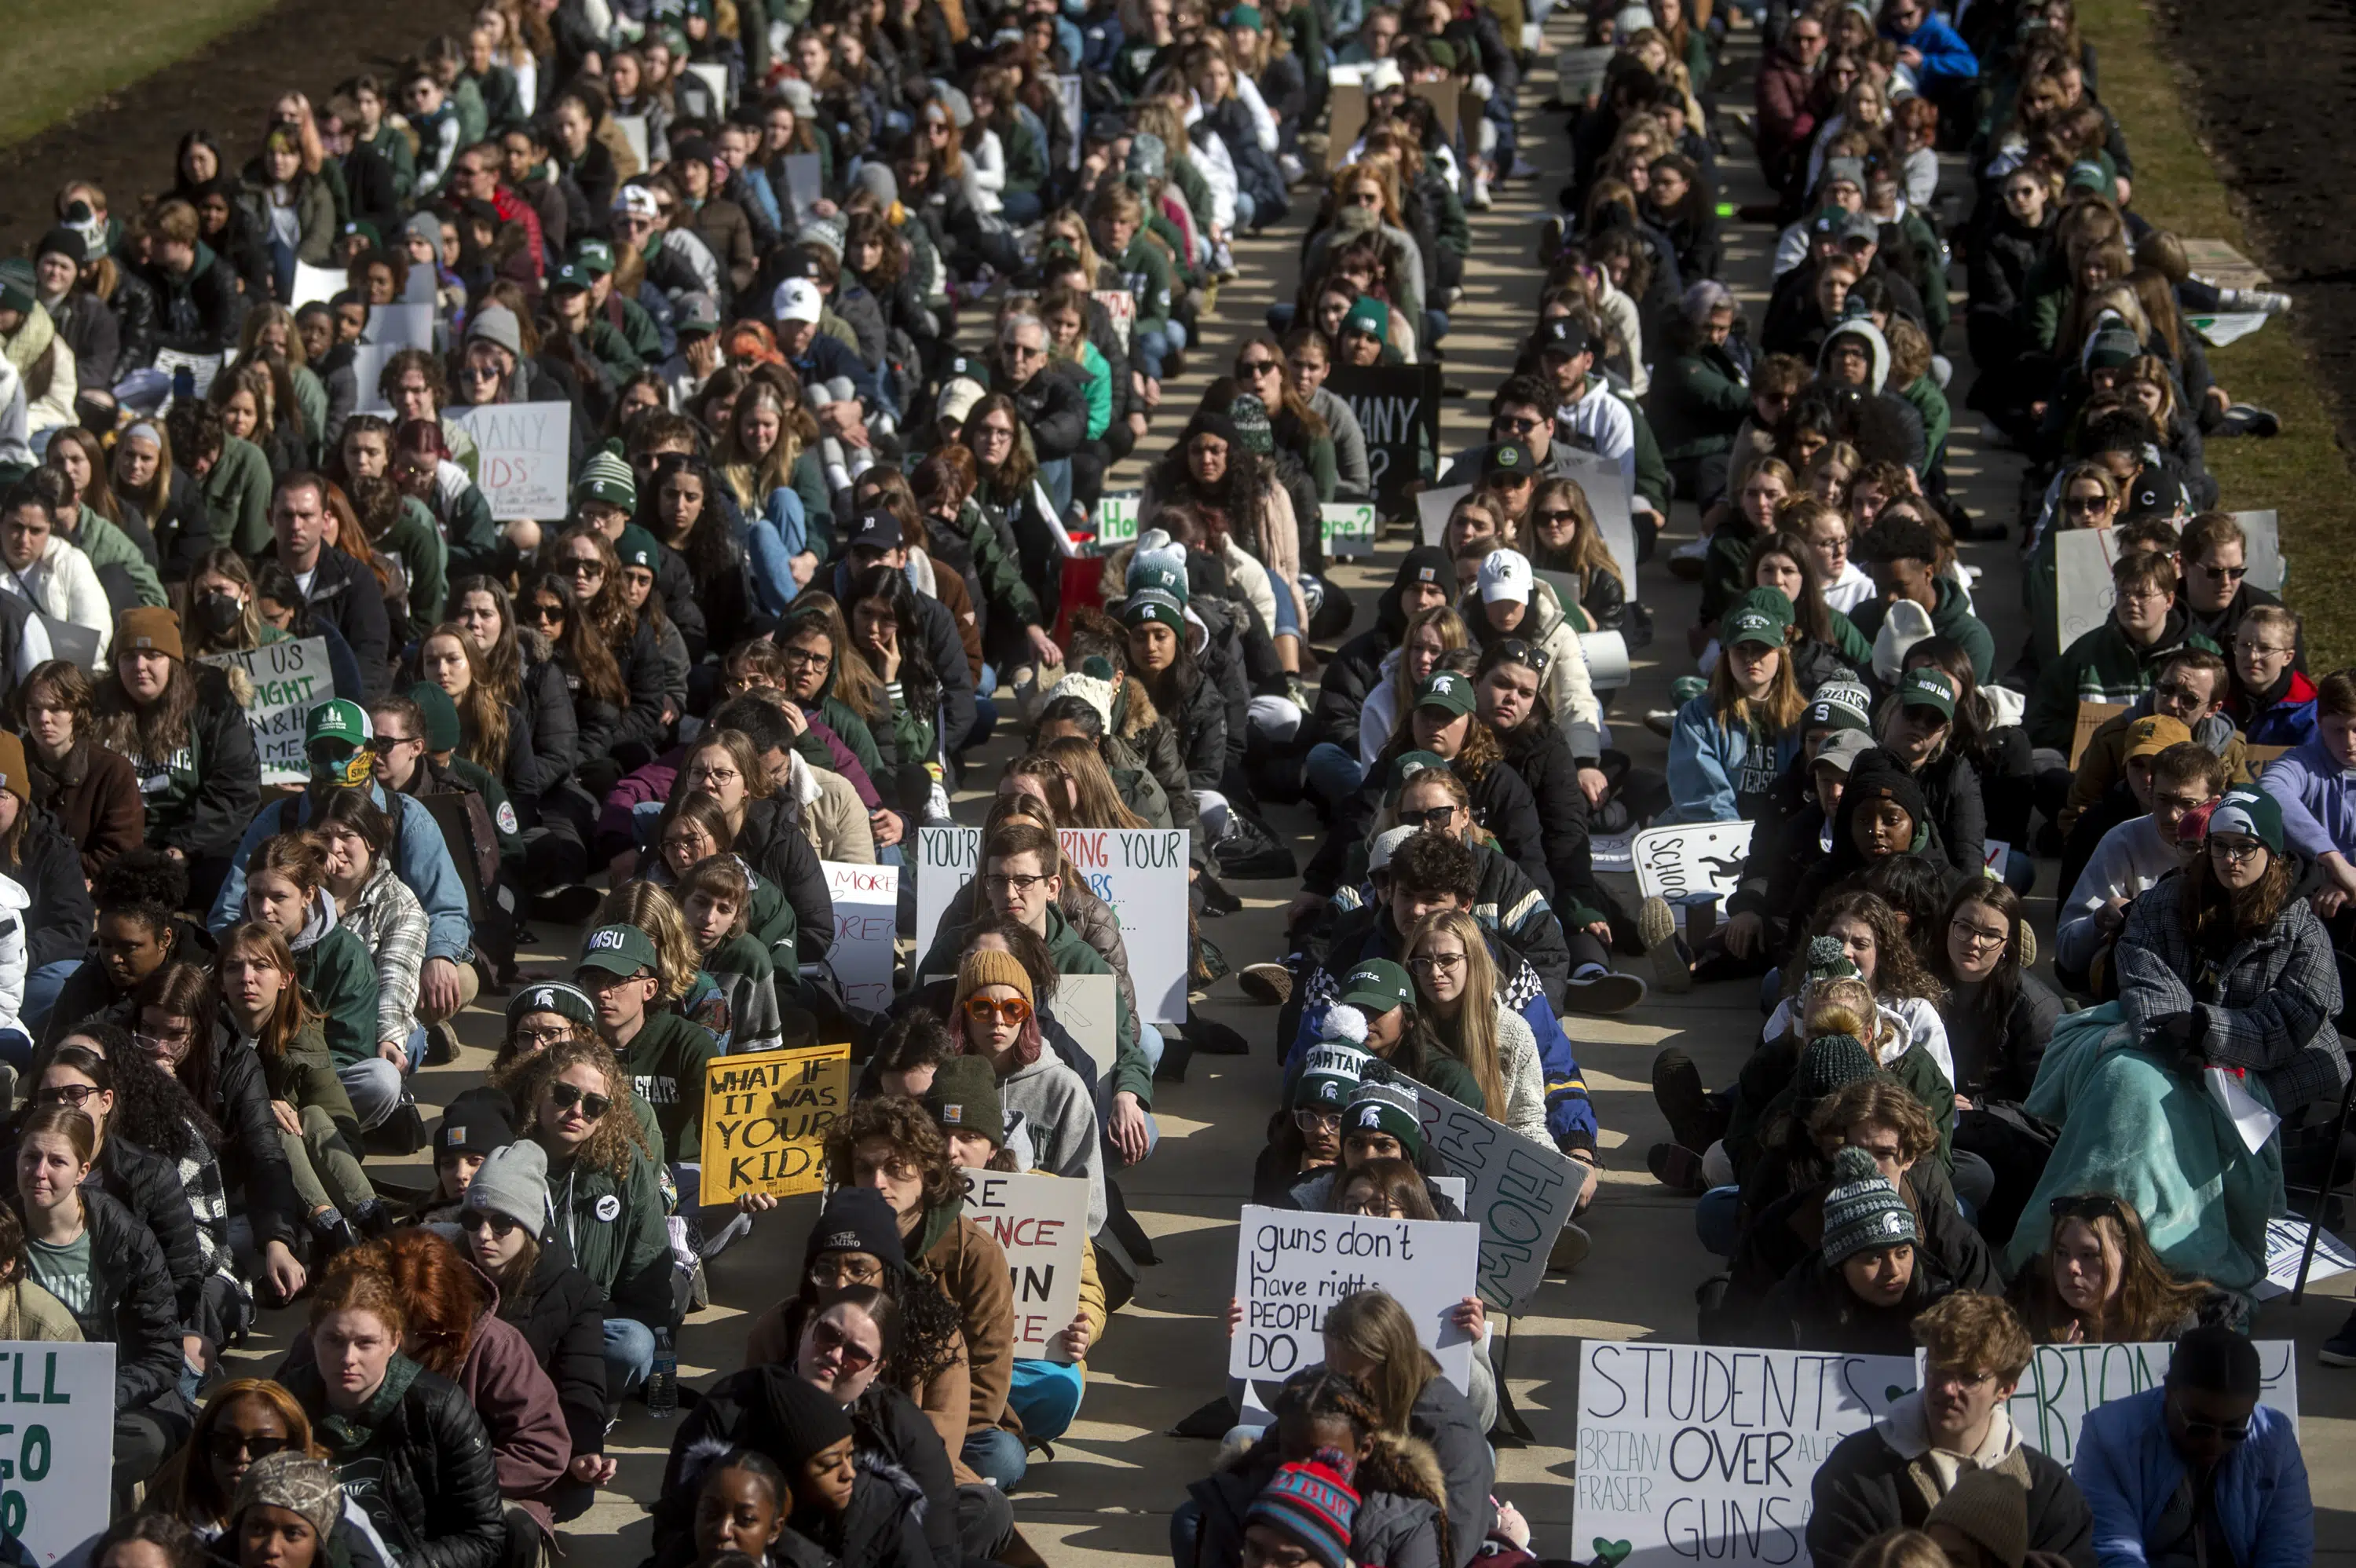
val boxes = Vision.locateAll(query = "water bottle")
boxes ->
[647,1329,678,1418]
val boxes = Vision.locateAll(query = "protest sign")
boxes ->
[1096,493,1140,548]
[685,61,731,114]
[823,861,898,1011]
[1327,363,1441,521]
[367,302,436,353]
[1555,446,1641,601]
[613,113,650,170]
[198,638,334,783]
[1321,501,1378,559]
[1230,1204,1478,1391]
[2255,1212,2356,1299]
[1093,288,1135,354]
[2229,508,2284,593]
[1057,75,1086,169]
[154,348,224,399]
[448,402,572,520]
[1981,1340,2298,1461]
[291,260,348,309]
[1416,483,1472,549]
[1047,972,1120,1076]
[1631,821,1755,928]
[2054,524,2120,656]
[699,1043,851,1201]
[1410,1085,1583,1311]
[963,1169,1088,1359]
[780,154,825,227]
[0,1343,115,1564]
[1575,1340,1914,1567]
[1323,75,1368,174]
[917,826,1189,1021]
[350,342,397,415]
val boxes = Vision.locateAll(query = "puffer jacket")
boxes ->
[282,1354,506,1568]
[71,1184,185,1410]
[90,1135,207,1336]
[1188,1427,1453,1568]
[792,1453,935,1568]
[497,1236,608,1465]
[1459,580,1602,759]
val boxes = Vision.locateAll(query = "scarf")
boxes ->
[316,1354,423,1454]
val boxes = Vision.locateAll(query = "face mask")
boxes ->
[196,590,243,636]
[311,747,375,791]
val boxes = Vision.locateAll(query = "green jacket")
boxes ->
[578,317,646,389]
[954,493,1041,635]
[292,922,380,1069]
[387,496,451,632]
[1699,515,1771,627]
[254,1016,361,1142]
[439,478,506,585]
[1648,343,1752,463]
[1851,576,1996,685]
[610,294,664,365]
[614,1008,719,1162]
[1002,112,1048,196]
[1899,373,1952,469]
[69,506,165,606]
[203,435,275,557]
[1114,235,1176,334]
[880,681,937,775]
[744,871,798,978]
[2026,611,2219,752]
[547,1145,675,1328]
[362,125,417,203]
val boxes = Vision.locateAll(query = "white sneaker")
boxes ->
[1670,536,1710,560]
[1279,152,1306,186]
[2220,287,2292,315]
[1468,177,1493,211]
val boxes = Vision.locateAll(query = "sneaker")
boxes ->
[2016,924,2037,969]
[425,1022,459,1066]
[1647,1141,1707,1194]
[1643,709,1678,739]
[2216,403,2281,438]
[1638,895,1691,994]
[2219,287,2292,315]
[1279,152,1306,186]
[1505,155,1539,181]
[1467,177,1493,211]
[1564,969,1648,1014]
[1651,1047,1718,1151]
[2321,1308,2356,1366]
[1666,539,1709,582]
[1238,962,1293,1005]
[1548,1221,1592,1272]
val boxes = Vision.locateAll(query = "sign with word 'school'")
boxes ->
[1229,1204,1477,1393]
[962,1169,1088,1360]
[1327,363,1441,523]
[0,1342,115,1564]
[1575,1340,1913,1567]
[198,637,334,783]
[822,861,897,1011]
[699,1043,851,1202]
[1978,1340,2297,1462]
[448,401,571,521]
[916,826,1189,1022]
[1410,1084,1582,1311]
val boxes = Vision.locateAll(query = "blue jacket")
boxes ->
[1664,695,1803,824]
[788,331,880,408]
[2241,670,2318,750]
[208,784,472,963]
[2073,1388,2310,1568]
[2258,736,2356,862]
[1882,13,1977,86]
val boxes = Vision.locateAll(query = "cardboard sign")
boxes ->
[2053,524,2120,656]
[291,260,349,309]
[916,826,1190,1022]
[2067,700,2127,769]
[1327,363,1442,522]
[1415,482,1472,549]
[1410,1084,1583,1311]
[2228,508,2284,593]
[1554,446,1641,602]
[1981,1340,2298,1461]
[699,1043,851,1201]
[153,348,224,399]
[613,113,650,170]
[1092,288,1135,355]
[1575,1341,1915,1567]
[448,401,572,520]
[780,153,825,228]
[197,637,335,783]
[1321,501,1378,559]
[0,1343,115,1564]
[2255,1213,2356,1299]
[962,1168,1088,1360]
[1229,1204,1478,1392]
[1096,492,1140,548]
[684,61,732,114]
[366,302,436,353]
[1630,821,1756,923]
[1046,971,1120,1076]
[823,861,898,1011]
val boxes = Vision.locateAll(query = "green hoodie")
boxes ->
[612,1007,719,1162]
[68,506,165,606]
[386,496,451,632]
[203,434,275,557]
[1851,576,1996,685]
[547,1144,674,1327]
[292,920,380,1068]
[2025,610,2219,752]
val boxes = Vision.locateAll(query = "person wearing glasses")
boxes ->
[1805,1293,2092,1566]
[2177,510,2295,672]
[2026,550,2214,760]
[2055,729,2218,996]
[951,948,1106,1239]
[2226,605,2314,750]
[2073,1325,2310,1566]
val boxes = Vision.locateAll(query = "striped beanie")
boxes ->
[574,438,638,510]
[1820,1146,1919,1266]
[1246,1449,1361,1568]
[1343,1071,1424,1159]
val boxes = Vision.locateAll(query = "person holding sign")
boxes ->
[1807,1292,2093,1568]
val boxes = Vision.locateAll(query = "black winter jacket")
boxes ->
[90,1135,208,1334]
[283,1356,507,1568]
[5,809,93,971]
[203,1031,306,1254]
[70,1186,186,1410]
[513,643,581,802]
[98,268,162,375]
[741,798,838,967]
[1805,1408,2095,1568]
[1497,717,1601,921]
[134,245,243,356]
[275,546,392,700]
[149,665,264,862]
[498,1237,608,1461]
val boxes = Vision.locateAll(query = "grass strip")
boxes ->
[0,0,286,150]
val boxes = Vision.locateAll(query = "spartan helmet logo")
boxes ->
[1431,674,1454,695]
[532,989,555,1010]
[1355,1105,1383,1130]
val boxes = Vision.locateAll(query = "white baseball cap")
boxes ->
[1477,547,1533,605]
[1367,824,1418,873]
[772,277,824,326]
[937,378,987,425]
[612,185,662,223]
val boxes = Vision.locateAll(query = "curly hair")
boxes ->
[1784,890,1943,1005]
[516,1036,653,1180]
[821,1095,963,1215]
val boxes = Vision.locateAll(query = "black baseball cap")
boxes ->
[847,509,905,554]
[1537,318,1593,359]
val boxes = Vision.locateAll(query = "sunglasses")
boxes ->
[366,733,415,755]
[461,1208,523,1238]
[964,995,1033,1028]
[809,1318,879,1373]
[2174,1411,2252,1443]
[35,1084,97,1107]
[207,1431,293,1463]
[1293,1107,1340,1133]
[528,602,566,623]
[1237,357,1278,375]
[2049,1192,2126,1225]
[1397,804,1458,828]
[547,1081,613,1119]
[1491,638,1551,672]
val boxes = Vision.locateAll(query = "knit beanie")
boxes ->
[1926,1470,2031,1568]
[466,303,524,358]
[1342,295,1390,342]
[1838,751,1929,846]
[576,439,638,510]
[464,1139,550,1233]
[2208,786,2285,856]
[32,226,82,267]
[1796,1033,1879,1104]
[1045,670,1118,732]
[434,1086,517,1161]
[1130,528,1191,590]
[925,1054,1006,1148]
[1246,1449,1362,1568]
[954,948,1035,1011]
[1230,394,1275,455]
[1810,678,1873,732]
[0,732,27,805]
[507,981,598,1032]
[758,1368,858,1466]
[1343,1072,1424,1159]
[232,1451,345,1543]
[1802,934,1862,985]
[1295,1040,1374,1112]
[115,605,183,662]
[615,524,661,572]
[803,1185,909,1276]
[408,680,463,753]
[1819,1146,1919,1266]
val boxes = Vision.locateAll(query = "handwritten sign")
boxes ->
[198,636,334,783]
[2054,524,2120,657]
[1327,363,1441,522]
[1229,1204,1477,1393]
[2255,1213,2356,1299]
[1631,821,1754,928]
[917,826,1189,1022]
[154,348,224,399]
[699,1043,850,1201]
[963,1169,1088,1360]
[1321,502,1377,559]
[448,401,571,520]
[1092,288,1135,355]
[0,1343,114,1565]
[780,153,825,228]
[1981,1340,2298,1461]
[1096,492,1139,548]
[823,861,897,1011]
[1411,1084,1582,1311]
[1576,1341,1914,1567]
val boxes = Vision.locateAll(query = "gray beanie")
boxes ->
[853,163,899,209]
[777,78,818,119]
[466,303,523,358]
[465,1139,551,1234]
[404,208,444,251]
[1820,1146,1919,1266]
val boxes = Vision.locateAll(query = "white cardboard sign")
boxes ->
[1096,492,1139,547]
[1092,288,1135,354]
[291,260,349,309]
[821,861,897,1011]
[1630,821,1755,919]
[1984,1340,2298,1460]
[1414,482,1472,548]
[153,348,224,399]
[2228,508,2284,594]
[198,636,335,783]
[1230,1204,1478,1393]
[448,401,572,521]
[1411,1084,1582,1311]
[1555,446,1640,602]
[962,1168,1088,1361]
[1046,972,1120,1076]
[2053,524,2120,655]
[916,826,1189,1022]
[2255,1213,2356,1299]
[0,1342,117,1564]
[367,302,437,353]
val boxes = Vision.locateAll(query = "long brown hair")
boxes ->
[93,650,199,762]
[1037,737,1149,830]
[1706,627,1805,735]
[2013,1193,2212,1343]
[421,622,511,773]
[452,575,527,710]
[525,573,629,709]
[2178,837,2295,953]
[1322,1289,1441,1435]
[163,1379,320,1531]
[1528,475,1624,587]
[214,923,319,1061]
[46,426,123,526]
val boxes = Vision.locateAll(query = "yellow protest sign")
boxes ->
[701,1043,851,1201]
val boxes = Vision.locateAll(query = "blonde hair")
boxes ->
[593,882,697,1003]
[1323,1289,1440,1434]
[1408,907,1506,1121]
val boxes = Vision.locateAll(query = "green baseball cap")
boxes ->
[548,261,594,294]
[1414,670,1476,718]
[573,238,616,276]
[1386,750,1450,802]
[577,923,660,978]
[305,699,371,749]
[1721,587,1794,650]
[1337,959,1414,1017]
[1897,667,1955,718]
